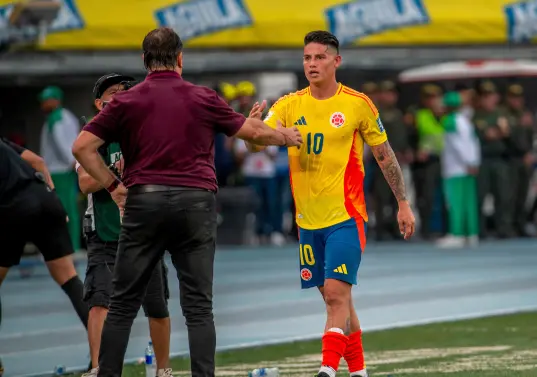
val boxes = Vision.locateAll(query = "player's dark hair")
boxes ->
[142,27,184,71]
[304,31,339,53]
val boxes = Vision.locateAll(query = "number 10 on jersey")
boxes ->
[306,132,324,154]
[300,244,315,265]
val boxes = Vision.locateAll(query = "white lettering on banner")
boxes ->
[505,1,537,43]
[325,0,429,45]
[0,0,83,43]
[155,0,252,42]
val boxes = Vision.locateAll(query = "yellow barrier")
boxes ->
[0,0,535,49]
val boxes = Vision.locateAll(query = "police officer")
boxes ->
[412,84,445,239]
[76,74,171,377]
[0,137,89,341]
[473,80,512,238]
[374,80,410,240]
[501,84,534,236]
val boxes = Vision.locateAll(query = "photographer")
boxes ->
[0,137,89,336]
[77,74,171,377]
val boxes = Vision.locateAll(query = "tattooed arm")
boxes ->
[370,141,407,203]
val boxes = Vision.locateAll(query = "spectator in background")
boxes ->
[234,138,284,245]
[361,81,379,104]
[374,80,410,241]
[473,81,512,238]
[502,84,534,237]
[455,83,475,120]
[214,82,238,186]
[413,84,445,239]
[39,86,81,251]
[235,81,256,116]
[437,92,480,248]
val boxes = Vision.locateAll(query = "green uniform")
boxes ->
[473,110,511,236]
[503,107,534,234]
[414,108,444,238]
[86,143,122,241]
[374,106,408,239]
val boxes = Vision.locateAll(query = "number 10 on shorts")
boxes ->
[299,244,315,265]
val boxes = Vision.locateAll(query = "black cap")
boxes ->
[93,73,136,99]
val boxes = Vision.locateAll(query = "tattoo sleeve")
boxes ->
[370,141,407,202]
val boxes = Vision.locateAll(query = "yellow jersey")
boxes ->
[264,84,387,230]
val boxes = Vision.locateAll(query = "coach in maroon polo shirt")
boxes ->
[72,27,302,377]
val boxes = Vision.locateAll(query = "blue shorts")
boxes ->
[298,217,367,289]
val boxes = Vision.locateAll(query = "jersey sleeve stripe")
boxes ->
[272,88,308,107]
[342,89,378,116]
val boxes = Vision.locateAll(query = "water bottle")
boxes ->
[53,365,65,375]
[248,367,279,377]
[145,341,156,377]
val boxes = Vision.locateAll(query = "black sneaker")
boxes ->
[316,373,331,377]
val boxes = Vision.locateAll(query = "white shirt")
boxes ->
[441,112,481,178]
[40,108,80,173]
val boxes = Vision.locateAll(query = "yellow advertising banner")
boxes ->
[0,0,536,49]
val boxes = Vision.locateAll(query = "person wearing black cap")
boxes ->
[77,74,171,377]
[501,83,534,237]
[472,80,512,238]
[413,84,444,239]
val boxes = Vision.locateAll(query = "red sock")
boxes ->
[321,330,348,372]
[344,330,366,373]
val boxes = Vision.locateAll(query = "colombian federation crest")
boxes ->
[300,268,312,281]
[330,112,345,128]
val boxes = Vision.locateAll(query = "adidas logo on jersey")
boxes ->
[294,116,307,126]
[333,264,348,274]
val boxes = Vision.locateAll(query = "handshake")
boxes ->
[249,100,303,148]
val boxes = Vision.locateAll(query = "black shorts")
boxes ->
[83,233,170,318]
[0,182,73,268]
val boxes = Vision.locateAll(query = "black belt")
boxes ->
[128,184,210,194]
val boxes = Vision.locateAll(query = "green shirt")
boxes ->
[415,108,444,155]
[92,142,122,241]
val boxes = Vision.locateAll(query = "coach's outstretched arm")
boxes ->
[235,117,302,148]
[371,141,416,239]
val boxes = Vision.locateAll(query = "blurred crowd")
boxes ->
[4,79,537,250]
[213,79,537,248]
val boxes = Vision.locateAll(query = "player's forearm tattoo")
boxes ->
[371,141,407,202]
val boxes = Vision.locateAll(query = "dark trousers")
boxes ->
[508,158,531,234]
[97,187,217,377]
[372,164,399,239]
[477,158,511,236]
[413,158,441,238]
[246,177,279,235]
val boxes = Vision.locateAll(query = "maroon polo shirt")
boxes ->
[83,71,245,191]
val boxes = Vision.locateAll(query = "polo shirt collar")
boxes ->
[146,70,182,80]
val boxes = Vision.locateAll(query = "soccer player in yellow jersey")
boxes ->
[246,31,416,377]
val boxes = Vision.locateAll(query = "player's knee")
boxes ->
[323,280,351,309]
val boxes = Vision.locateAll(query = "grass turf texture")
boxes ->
[84,311,537,376]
